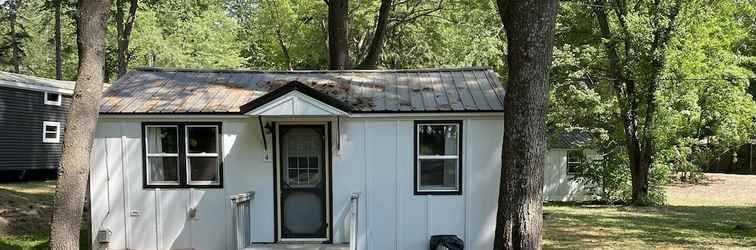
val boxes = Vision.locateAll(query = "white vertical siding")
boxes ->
[331,119,367,246]
[332,118,503,250]
[90,116,507,250]
[121,122,159,250]
[364,121,397,249]
[90,123,128,249]
[157,190,191,249]
[463,119,503,249]
[544,149,594,201]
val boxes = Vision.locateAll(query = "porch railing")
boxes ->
[348,192,360,250]
[231,191,255,250]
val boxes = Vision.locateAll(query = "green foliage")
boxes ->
[552,0,756,199]
[126,0,243,70]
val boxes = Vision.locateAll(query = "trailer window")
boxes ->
[44,92,62,106]
[143,123,222,188]
[42,121,61,143]
[415,121,462,195]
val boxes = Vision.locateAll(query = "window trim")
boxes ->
[144,125,181,186]
[414,120,463,195]
[42,121,61,143]
[44,92,62,106]
[566,149,583,175]
[142,122,223,188]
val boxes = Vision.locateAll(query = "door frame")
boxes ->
[273,121,333,243]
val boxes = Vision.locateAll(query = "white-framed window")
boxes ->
[143,123,222,188]
[185,125,220,185]
[145,125,180,186]
[42,121,61,143]
[566,150,583,175]
[415,120,462,195]
[44,92,62,106]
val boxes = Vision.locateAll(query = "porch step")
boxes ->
[245,243,349,250]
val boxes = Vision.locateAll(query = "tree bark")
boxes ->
[592,0,646,204]
[49,0,111,248]
[116,0,138,78]
[54,0,62,79]
[327,0,350,69]
[494,0,558,249]
[355,0,392,69]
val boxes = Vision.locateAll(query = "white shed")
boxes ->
[89,68,586,250]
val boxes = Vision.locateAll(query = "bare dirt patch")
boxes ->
[666,173,756,206]
[0,181,55,237]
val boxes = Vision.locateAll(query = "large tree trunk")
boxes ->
[49,0,111,248]
[355,0,392,69]
[494,0,558,249]
[327,0,350,69]
[9,0,21,73]
[592,0,647,204]
[54,0,62,79]
[116,0,137,78]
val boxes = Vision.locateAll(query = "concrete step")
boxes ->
[246,243,349,250]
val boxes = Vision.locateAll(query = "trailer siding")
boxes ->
[0,86,70,170]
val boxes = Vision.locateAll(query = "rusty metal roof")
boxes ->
[100,67,505,114]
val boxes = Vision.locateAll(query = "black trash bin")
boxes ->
[429,235,464,250]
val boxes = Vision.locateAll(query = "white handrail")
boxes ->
[349,192,360,250]
[231,191,255,250]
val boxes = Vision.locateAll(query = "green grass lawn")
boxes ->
[545,173,756,249]
[1,174,754,249]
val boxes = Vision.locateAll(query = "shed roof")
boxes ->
[0,71,76,95]
[549,129,593,149]
[100,67,505,114]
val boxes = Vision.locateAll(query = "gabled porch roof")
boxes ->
[240,81,350,116]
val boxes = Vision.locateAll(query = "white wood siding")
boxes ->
[90,116,508,250]
[544,149,594,201]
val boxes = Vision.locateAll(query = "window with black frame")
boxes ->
[566,150,583,175]
[415,121,462,195]
[143,123,221,187]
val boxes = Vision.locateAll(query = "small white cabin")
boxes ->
[89,68,587,250]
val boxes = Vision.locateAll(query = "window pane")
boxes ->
[419,159,458,190]
[146,127,178,154]
[45,132,57,138]
[187,127,218,153]
[46,93,59,102]
[419,124,458,156]
[45,125,58,132]
[189,157,219,182]
[148,157,178,182]
[567,150,582,163]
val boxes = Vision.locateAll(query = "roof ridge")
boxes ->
[132,67,494,74]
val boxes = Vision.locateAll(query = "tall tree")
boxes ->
[327,0,350,69]
[115,0,138,78]
[592,0,683,205]
[494,0,558,249]
[2,0,26,73]
[355,0,392,69]
[49,0,111,248]
[54,0,62,79]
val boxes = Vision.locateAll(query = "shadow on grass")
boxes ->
[544,204,756,249]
